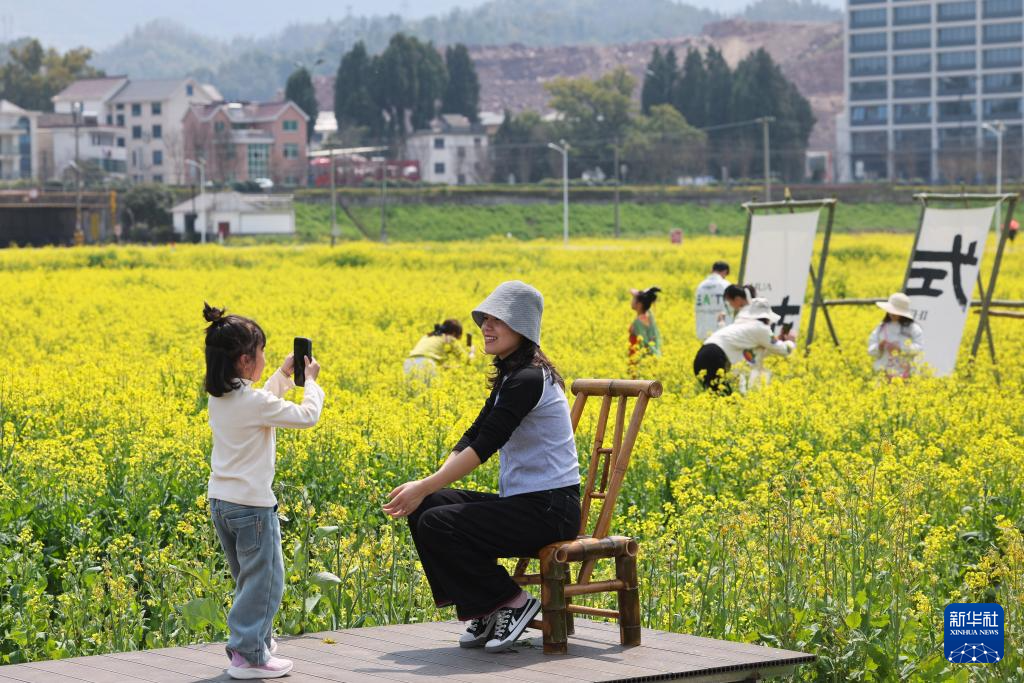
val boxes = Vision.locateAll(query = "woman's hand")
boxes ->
[383,480,428,518]
[280,353,295,377]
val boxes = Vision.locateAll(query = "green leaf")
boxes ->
[844,611,862,630]
[315,525,341,538]
[304,595,322,613]
[180,597,224,630]
[311,571,342,587]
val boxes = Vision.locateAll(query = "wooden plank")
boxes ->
[0,667,92,683]
[105,650,232,681]
[48,655,230,683]
[13,660,149,683]
[157,644,401,683]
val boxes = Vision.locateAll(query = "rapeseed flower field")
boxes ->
[0,235,1021,681]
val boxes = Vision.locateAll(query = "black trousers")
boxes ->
[693,343,732,394]
[407,486,580,620]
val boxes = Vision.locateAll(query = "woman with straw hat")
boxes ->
[383,281,580,654]
[693,297,796,394]
[868,292,923,379]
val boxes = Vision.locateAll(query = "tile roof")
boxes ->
[52,77,128,103]
[111,79,194,103]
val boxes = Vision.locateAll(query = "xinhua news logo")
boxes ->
[944,603,1004,664]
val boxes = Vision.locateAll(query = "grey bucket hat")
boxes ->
[472,280,544,345]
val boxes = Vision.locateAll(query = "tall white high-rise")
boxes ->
[842,0,1023,183]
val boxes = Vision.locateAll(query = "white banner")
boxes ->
[904,206,994,376]
[744,209,821,336]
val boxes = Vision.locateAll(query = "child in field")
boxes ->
[868,292,923,379]
[203,303,324,679]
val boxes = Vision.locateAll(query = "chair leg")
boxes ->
[563,569,575,636]
[539,548,568,654]
[615,554,641,647]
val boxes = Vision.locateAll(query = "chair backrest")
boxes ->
[569,379,661,581]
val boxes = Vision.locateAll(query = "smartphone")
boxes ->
[294,337,312,386]
[780,322,793,336]
[466,333,472,347]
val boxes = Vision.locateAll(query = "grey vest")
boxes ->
[497,370,580,497]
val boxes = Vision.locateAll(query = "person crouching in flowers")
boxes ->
[404,318,470,379]
[868,292,923,380]
[203,303,324,680]
[384,281,581,653]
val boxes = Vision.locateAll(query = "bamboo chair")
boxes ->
[512,378,663,654]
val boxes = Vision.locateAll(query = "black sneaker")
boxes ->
[458,613,497,648]
[484,597,541,653]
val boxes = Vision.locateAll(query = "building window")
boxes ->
[894,102,932,124]
[937,26,975,47]
[457,146,467,159]
[248,144,270,178]
[106,114,112,125]
[152,124,162,139]
[938,99,977,122]
[893,4,931,25]
[131,103,141,116]
[214,121,225,132]
[474,137,481,147]
[938,1,975,20]
[117,137,125,147]
[894,129,931,150]
[984,72,1023,93]
[116,114,124,126]
[152,102,162,115]
[983,97,1023,118]
[894,78,931,98]
[939,127,976,148]
[851,56,887,76]
[851,7,887,27]
[116,103,124,111]
[851,105,888,126]
[186,84,194,95]
[152,150,163,166]
[939,75,976,95]
[938,50,976,71]
[894,29,931,50]
[984,0,1024,18]
[894,53,931,74]
[283,143,299,159]
[153,174,163,183]
[851,32,887,52]
[283,120,298,131]
[984,47,1024,68]
[852,80,887,100]
[132,125,142,139]
[983,22,1023,43]
[433,137,445,149]
[434,162,445,174]
[851,131,887,153]
[457,174,466,185]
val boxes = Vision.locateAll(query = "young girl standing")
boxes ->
[868,292,923,379]
[203,303,325,679]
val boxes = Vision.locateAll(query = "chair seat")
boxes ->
[532,535,638,564]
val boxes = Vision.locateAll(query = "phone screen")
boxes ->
[466,333,472,347]
[294,337,312,386]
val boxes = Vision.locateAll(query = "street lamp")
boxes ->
[755,116,775,201]
[72,101,83,241]
[982,120,1006,230]
[185,158,207,243]
[548,140,569,244]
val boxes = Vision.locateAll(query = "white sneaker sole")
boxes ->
[227,661,293,679]
[484,600,541,653]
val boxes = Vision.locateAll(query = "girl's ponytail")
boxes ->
[203,302,266,397]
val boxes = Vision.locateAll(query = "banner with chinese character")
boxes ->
[744,209,821,336]
[904,206,995,376]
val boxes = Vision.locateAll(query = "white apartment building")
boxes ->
[405,114,490,185]
[0,100,38,180]
[50,76,218,184]
[843,0,1024,182]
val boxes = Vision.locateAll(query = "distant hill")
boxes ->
[88,0,839,101]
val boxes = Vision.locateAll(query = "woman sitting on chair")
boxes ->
[383,280,581,653]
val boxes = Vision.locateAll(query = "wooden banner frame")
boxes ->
[738,197,838,351]
[814,192,1019,375]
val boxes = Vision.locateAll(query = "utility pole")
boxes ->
[757,116,775,202]
[613,140,620,238]
[982,120,1006,229]
[185,159,206,243]
[379,158,388,242]
[548,140,570,244]
[73,101,83,243]
[330,146,339,246]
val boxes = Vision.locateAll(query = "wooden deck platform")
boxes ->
[0,620,815,683]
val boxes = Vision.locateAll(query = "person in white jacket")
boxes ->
[694,261,731,340]
[868,292,923,379]
[693,298,796,394]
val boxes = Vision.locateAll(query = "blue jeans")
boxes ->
[210,498,284,665]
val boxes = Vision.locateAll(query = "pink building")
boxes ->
[183,101,309,187]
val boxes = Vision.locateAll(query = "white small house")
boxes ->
[171,192,295,237]
[404,114,489,185]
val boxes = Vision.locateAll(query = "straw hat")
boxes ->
[472,280,544,345]
[876,292,913,319]
[736,298,780,324]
